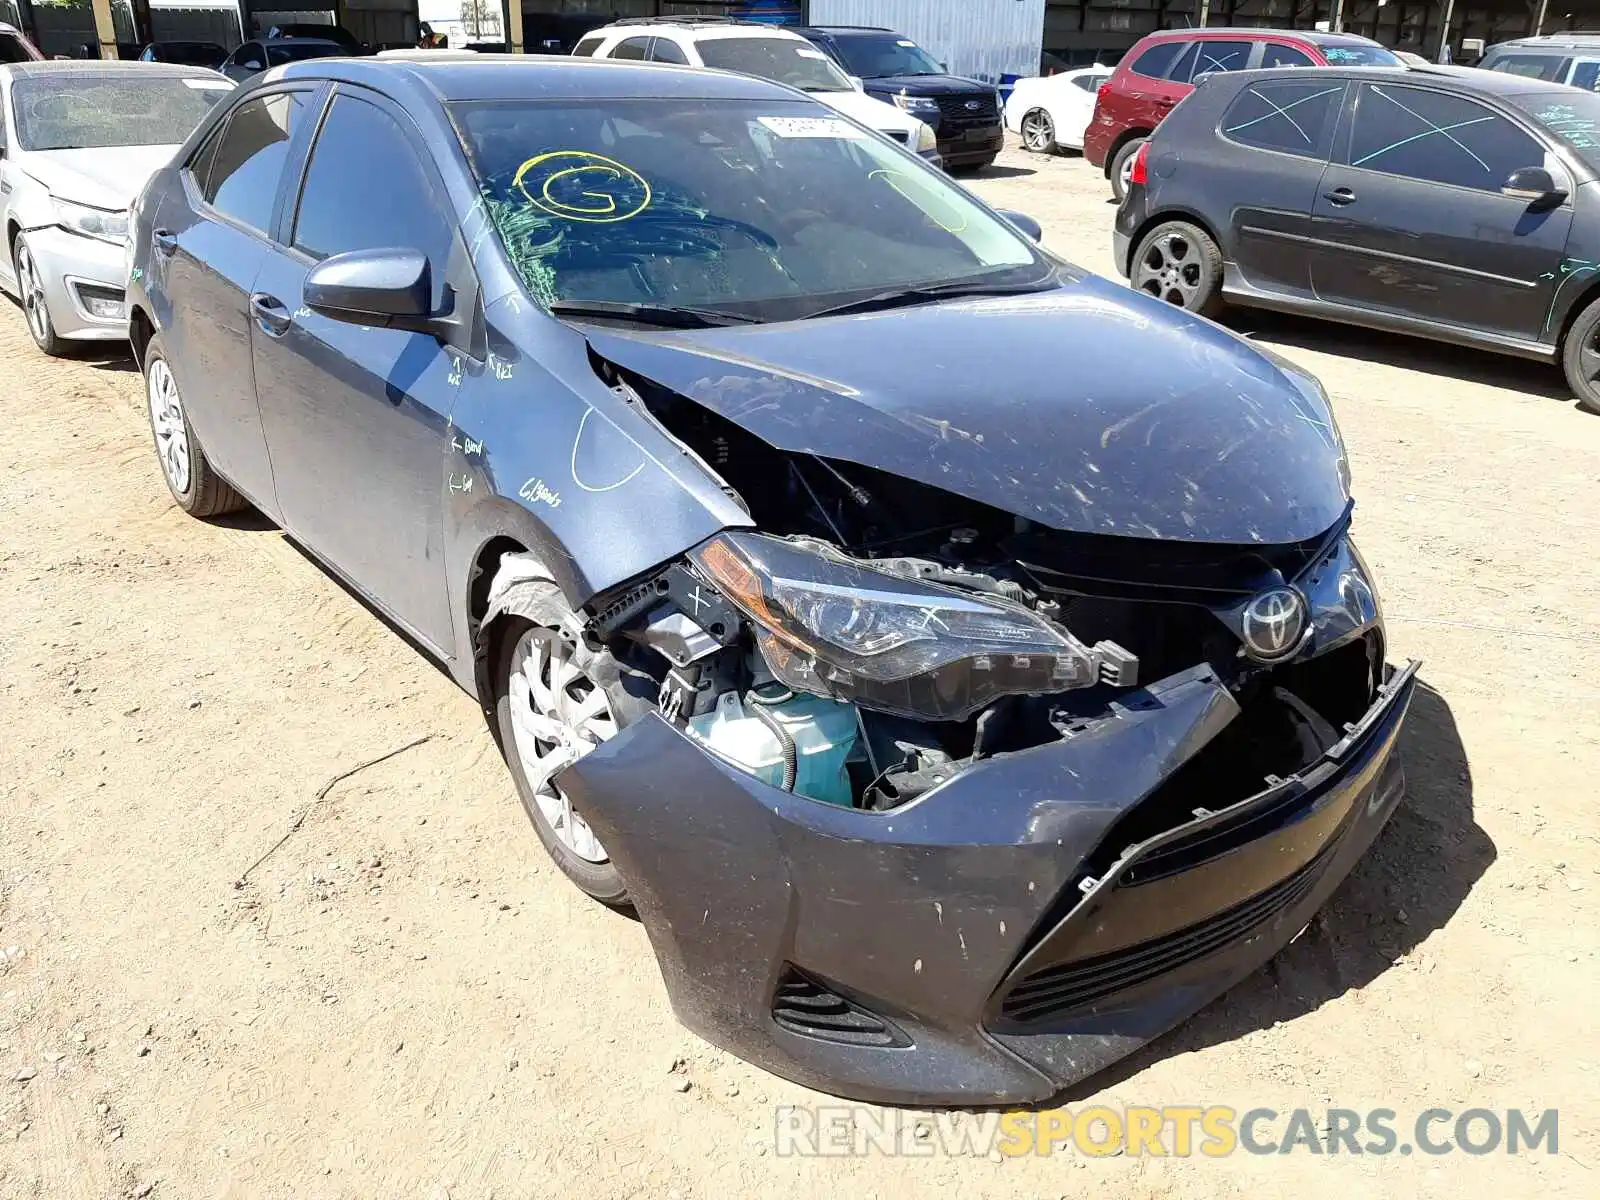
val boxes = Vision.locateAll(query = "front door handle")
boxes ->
[250,292,293,337]
[1323,187,1357,206]
[152,228,177,256]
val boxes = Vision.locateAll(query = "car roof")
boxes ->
[1,59,219,79]
[1138,26,1384,45]
[258,37,344,48]
[590,20,806,43]
[1222,63,1565,97]
[1490,34,1600,51]
[272,54,808,103]
[803,27,902,38]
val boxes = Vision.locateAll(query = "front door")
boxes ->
[1309,81,1573,343]
[250,87,462,653]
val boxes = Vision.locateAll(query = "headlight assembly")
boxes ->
[913,120,938,154]
[53,198,129,246]
[691,532,1137,722]
[892,93,941,117]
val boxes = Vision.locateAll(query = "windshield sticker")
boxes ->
[1352,86,1494,173]
[757,116,865,139]
[1224,85,1341,145]
[514,150,652,223]
[1534,103,1600,150]
[182,79,233,91]
[794,47,828,59]
[897,40,916,47]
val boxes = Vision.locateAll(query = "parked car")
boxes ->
[1478,33,1600,88]
[221,37,346,83]
[1395,49,1431,67]
[1115,65,1600,413]
[265,23,365,56]
[1086,28,1401,200]
[0,60,230,354]
[1006,65,1114,153]
[127,53,1413,1107]
[793,26,1004,171]
[0,21,44,64]
[572,17,940,165]
[139,40,228,70]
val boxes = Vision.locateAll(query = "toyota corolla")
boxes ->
[126,55,1417,1106]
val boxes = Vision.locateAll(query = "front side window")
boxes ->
[828,33,943,79]
[11,72,231,151]
[1128,41,1182,80]
[1180,40,1254,83]
[1262,43,1315,69]
[203,91,308,232]
[293,94,453,303]
[453,98,1044,321]
[611,36,651,61]
[1347,84,1544,192]
[695,37,854,92]
[1566,59,1600,91]
[1222,79,1344,158]
[1072,72,1110,93]
[235,43,265,69]
[1483,52,1568,82]
[652,38,690,65]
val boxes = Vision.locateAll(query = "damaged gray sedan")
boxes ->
[127,55,1417,1106]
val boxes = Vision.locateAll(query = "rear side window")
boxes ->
[1184,40,1254,82]
[1222,79,1345,159]
[203,91,307,233]
[571,34,603,57]
[1128,41,1182,80]
[610,36,652,61]
[292,94,454,306]
[1073,72,1110,93]
[1567,59,1600,91]
[1262,43,1315,69]
[1483,51,1568,81]
[1347,83,1545,192]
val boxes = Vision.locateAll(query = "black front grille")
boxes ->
[997,848,1332,1027]
[772,967,907,1047]
[935,93,999,125]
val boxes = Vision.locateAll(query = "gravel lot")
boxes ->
[2,136,1597,1199]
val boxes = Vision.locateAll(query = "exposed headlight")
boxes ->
[913,119,938,154]
[54,198,129,246]
[892,93,941,117]
[691,532,1136,721]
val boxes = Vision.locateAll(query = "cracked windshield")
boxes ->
[12,73,232,151]
[452,99,1044,322]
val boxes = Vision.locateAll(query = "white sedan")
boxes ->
[1004,66,1113,154]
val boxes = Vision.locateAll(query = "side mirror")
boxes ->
[304,248,455,337]
[996,209,1043,243]
[1502,165,1567,210]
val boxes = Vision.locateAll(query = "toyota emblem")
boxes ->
[1240,586,1308,662]
[964,99,982,111]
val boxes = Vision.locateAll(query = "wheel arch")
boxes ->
[1103,127,1153,179]
[128,306,156,369]
[1121,207,1225,278]
[1550,268,1600,353]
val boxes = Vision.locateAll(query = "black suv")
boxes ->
[1115,65,1600,413]
[795,25,1003,170]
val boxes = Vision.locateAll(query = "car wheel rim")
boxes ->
[1023,111,1052,151]
[1119,152,1138,190]
[146,358,192,495]
[1133,231,1204,308]
[17,245,48,343]
[506,630,615,865]
[1580,330,1600,394]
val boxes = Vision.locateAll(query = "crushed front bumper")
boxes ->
[19,226,128,342]
[562,656,1418,1106]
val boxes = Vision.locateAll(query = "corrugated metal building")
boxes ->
[808,0,1047,82]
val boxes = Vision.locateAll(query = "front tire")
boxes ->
[1020,108,1057,154]
[492,615,652,907]
[14,235,64,356]
[1109,136,1147,203]
[143,334,247,516]
[1561,296,1600,415]
[1130,220,1225,318]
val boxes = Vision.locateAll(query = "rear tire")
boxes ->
[1561,296,1600,415]
[1109,136,1147,203]
[142,333,247,517]
[1129,220,1225,318]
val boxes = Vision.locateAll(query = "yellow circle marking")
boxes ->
[514,150,652,224]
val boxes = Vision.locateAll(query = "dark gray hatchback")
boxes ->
[1115,64,1600,413]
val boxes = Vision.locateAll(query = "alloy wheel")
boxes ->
[16,244,49,344]
[147,358,192,496]
[1133,231,1204,308]
[1119,150,1139,192]
[1022,110,1054,152]
[506,630,616,864]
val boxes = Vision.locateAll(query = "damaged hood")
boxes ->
[20,146,180,210]
[583,274,1350,545]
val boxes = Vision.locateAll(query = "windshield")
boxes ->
[12,74,232,151]
[832,34,944,78]
[1317,42,1402,67]
[1511,90,1600,169]
[267,41,343,64]
[453,98,1044,321]
[695,37,853,91]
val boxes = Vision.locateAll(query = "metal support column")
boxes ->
[89,0,118,57]
[1437,0,1455,61]
[1533,0,1549,35]
[502,0,523,52]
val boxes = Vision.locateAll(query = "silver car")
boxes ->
[0,60,232,355]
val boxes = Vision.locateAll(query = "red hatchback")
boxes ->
[1085,28,1400,200]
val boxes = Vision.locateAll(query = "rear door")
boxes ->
[1100,39,1189,146]
[249,86,465,652]
[155,86,319,515]
[1308,81,1572,342]
[1212,76,1348,296]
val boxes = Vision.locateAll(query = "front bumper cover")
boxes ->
[19,225,127,341]
[562,655,1418,1106]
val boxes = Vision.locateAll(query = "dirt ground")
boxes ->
[2,137,1598,1200]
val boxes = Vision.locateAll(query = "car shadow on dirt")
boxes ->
[1059,676,1492,1100]
[1234,310,1574,402]
[966,163,1037,180]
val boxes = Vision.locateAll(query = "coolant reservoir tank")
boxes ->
[687,690,858,806]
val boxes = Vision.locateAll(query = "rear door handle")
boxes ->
[249,292,293,337]
[1323,187,1356,206]
[152,228,177,256]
